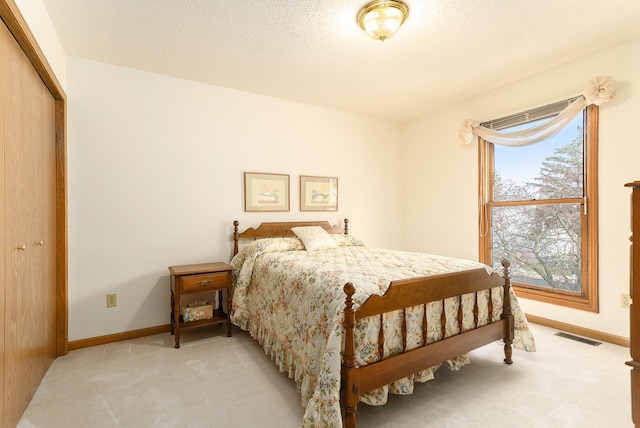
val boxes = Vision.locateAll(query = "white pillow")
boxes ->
[291,226,338,251]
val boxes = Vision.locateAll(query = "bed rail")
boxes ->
[341,259,514,428]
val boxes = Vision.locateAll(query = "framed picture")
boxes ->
[244,172,290,212]
[300,175,338,211]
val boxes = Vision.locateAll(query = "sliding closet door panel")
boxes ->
[5,19,34,425]
[25,71,56,389]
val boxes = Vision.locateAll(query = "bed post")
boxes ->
[342,282,358,428]
[233,220,239,256]
[501,259,514,365]
[344,218,349,235]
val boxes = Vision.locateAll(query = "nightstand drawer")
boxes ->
[181,272,229,293]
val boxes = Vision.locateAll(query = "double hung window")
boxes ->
[478,103,598,311]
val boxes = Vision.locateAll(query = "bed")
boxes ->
[230,219,535,428]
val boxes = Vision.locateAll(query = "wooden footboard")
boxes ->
[341,259,514,428]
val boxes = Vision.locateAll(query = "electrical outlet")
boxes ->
[106,293,117,308]
[621,293,632,309]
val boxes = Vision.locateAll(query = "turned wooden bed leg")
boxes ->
[342,282,359,428]
[501,259,514,365]
[343,218,349,235]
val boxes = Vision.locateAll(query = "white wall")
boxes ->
[402,37,640,338]
[15,0,66,88]
[67,57,403,341]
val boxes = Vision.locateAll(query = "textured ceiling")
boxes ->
[41,0,640,123]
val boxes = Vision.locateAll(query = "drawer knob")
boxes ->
[198,279,212,287]
[16,244,26,251]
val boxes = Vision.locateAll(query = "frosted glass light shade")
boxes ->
[357,0,409,41]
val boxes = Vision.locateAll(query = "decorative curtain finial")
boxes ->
[582,76,615,106]
[458,119,480,145]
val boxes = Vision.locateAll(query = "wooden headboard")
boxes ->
[233,219,349,255]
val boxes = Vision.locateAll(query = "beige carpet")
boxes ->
[18,323,631,427]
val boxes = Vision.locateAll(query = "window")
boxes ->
[479,104,598,312]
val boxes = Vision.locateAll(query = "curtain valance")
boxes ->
[458,76,615,147]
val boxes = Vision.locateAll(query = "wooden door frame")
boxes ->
[0,0,68,356]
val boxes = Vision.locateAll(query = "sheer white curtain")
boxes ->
[458,76,615,147]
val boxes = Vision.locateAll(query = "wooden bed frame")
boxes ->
[232,219,514,428]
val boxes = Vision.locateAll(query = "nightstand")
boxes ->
[169,262,232,348]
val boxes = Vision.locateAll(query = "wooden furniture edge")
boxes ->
[525,314,630,347]
[355,268,502,319]
[357,322,505,394]
[627,181,640,425]
[341,260,514,427]
[168,262,232,276]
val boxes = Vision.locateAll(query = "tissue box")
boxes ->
[183,304,213,322]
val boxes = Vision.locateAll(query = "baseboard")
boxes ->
[67,316,630,350]
[68,324,171,351]
[526,314,630,348]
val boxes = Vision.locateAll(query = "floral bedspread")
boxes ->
[230,236,536,428]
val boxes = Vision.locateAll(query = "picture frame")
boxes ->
[244,172,290,212]
[300,175,338,211]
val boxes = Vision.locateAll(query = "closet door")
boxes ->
[2,18,57,427]
[31,71,57,375]
[4,17,36,424]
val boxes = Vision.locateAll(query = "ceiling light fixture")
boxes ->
[357,0,409,42]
